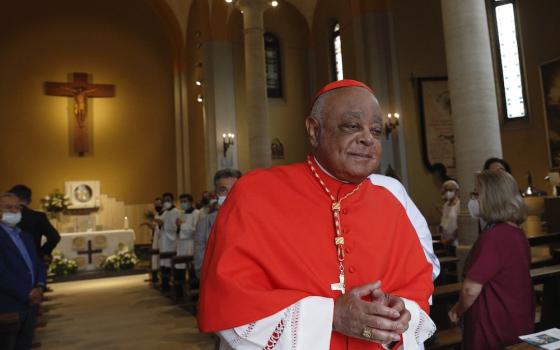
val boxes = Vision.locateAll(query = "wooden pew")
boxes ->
[527,232,560,247]
[170,255,194,303]
[531,265,560,329]
[158,251,176,293]
[436,257,459,285]
[528,233,560,268]
[531,255,557,268]
[432,239,443,251]
[426,327,461,350]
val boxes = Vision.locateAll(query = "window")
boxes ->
[488,0,527,120]
[331,22,344,81]
[264,33,282,98]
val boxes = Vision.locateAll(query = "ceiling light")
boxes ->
[271,1,279,7]
[197,94,203,103]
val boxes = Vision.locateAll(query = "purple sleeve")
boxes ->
[466,232,502,284]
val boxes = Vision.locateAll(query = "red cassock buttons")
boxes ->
[348,266,355,273]
[341,209,348,215]
[345,247,351,254]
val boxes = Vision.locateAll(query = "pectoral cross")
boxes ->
[45,73,115,156]
[331,272,345,294]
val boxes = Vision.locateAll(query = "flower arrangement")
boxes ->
[101,244,139,271]
[49,252,78,276]
[41,190,71,216]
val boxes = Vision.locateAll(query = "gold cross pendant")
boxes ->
[330,272,345,294]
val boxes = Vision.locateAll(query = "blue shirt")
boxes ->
[0,222,35,285]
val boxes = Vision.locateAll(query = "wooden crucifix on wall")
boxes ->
[45,73,115,156]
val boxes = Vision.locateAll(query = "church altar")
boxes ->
[56,229,135,271]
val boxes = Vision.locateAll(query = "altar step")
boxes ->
[49,267,146,283]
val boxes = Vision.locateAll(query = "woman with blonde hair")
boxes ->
[449,170,534,349]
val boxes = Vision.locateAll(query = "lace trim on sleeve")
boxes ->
[290,301,300,349]
[229,322,256,347]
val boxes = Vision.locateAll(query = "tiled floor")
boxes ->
[37,275,215,350]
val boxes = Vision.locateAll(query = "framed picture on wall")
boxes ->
[415,76,456,178]
[65,181,100,209]
[541,57,560,169]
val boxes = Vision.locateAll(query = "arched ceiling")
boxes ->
[165,0,192,42]
[284,0,317,29]
[164,0,320,42]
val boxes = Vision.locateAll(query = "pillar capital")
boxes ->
[237,0,270,15]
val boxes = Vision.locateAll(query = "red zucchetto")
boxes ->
[312,79,374,105]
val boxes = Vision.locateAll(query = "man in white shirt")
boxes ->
[174,193,199,297]
[157,192,181,293]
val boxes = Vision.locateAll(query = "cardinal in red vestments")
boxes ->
[198,80,435,350]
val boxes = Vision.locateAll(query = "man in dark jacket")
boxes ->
[8,185,60,264]
[0,192,46,350]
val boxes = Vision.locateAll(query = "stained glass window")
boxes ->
[264,33,282,98]
[490,0,527,119]
[331,22,344,81]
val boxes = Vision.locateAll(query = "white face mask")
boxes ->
[217,195,227,206]
[445,191,455,200]
[468,198,480,218]
[1,212,22,226]
[163,202,172,210]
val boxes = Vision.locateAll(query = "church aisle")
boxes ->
[36,275,215,350]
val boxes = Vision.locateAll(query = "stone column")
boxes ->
[238,0,271,169]
[441,0,502,263]
[359,9,407,185]
[203,41,238,175]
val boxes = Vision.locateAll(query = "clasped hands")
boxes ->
[333,281,410,345]
[29,287,43,306]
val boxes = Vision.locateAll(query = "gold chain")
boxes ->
[306,155,364,293]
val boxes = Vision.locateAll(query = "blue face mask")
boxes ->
[180,203,190,210]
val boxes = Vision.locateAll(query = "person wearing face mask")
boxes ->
[148,197,163,288]
[193,169,241,280]
[157,192,181,293]
[174,193,199,297]
[0,193,46,350]
[8,185,60,266]
[439,180,460,256]
[449,170,533,349]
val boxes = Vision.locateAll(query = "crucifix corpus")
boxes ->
[45,72,115,156]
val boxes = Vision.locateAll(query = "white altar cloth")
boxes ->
[55,229,136,271]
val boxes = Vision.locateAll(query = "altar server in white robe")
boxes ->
[150,197,164,288]
[174,193,200,296]
[158,192,181,293]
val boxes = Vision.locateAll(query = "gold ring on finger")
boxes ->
[362,326,374,339]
